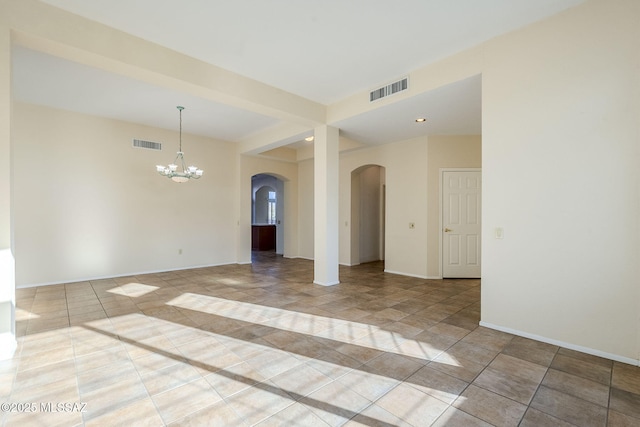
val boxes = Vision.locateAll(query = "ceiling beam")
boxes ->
[5,0,326,129]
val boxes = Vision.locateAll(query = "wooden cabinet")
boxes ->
[252,225,276,251]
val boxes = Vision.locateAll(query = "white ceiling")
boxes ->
[12,0,584,147]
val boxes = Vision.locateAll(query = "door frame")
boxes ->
[439,168,482,278]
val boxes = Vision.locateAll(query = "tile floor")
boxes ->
[2,252,639,426]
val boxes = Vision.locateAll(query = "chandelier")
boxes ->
[156,106,203,183]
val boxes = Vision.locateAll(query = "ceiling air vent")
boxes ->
[369,77,408,102]
[133,139,162,151]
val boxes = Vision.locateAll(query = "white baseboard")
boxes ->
[480,321,640,367]
[313,280,340,286]
[16,261,239,289]
[0,333,17,360]
[384,269,428,279]
[285,256,314,261]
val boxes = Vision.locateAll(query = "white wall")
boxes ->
[297,158,314,259]
[339,137,429,277]
[427,136,482,278]
[0,25,14,356]
[13,103,237,286]
[481,0,640,363]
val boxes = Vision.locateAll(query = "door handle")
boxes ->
[444,228,452,232]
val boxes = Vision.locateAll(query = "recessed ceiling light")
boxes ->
[415,118,427,123]
[304,136,314,142]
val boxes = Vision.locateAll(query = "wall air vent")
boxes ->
[369,77,408,102]
[133,139,162,151]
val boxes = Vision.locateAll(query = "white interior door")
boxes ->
[442,170,481,278]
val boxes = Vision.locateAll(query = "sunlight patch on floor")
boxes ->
[165,292,462,365]
[107,283,159,297]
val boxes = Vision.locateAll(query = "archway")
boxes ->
[251,174,284,254]
[351,165,386,265]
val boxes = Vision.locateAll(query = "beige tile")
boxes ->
[361,352,424,381]
[519,407,576,427]
[69,310,109,325]
[501,336,558,367]
[453,384,527,426]
[81,376,149,421]
[72,331,122,357]
[612,362,640,395]
[431,406,493,427]
[26,316,69,333]
[396,339,451,362]
[4,405,83,427]
[551,353,612,385]
[244,348,304,380]
[270,363,334,398]
[75,346,130,373]
[141,360,201,395]
[375,382,449,426]
[428,322,472,340]
[227,380,296,426]
[530,385,607,427]
[405,365,469,404]
[19,331,73,357]
[152,378,223,424]
[336,368,400,401]
[429,355,488,383]
[67,302,104,316]
[489,353,548,383]
[542,368,610,406]
[334,342,385,364]
[77,360,138,394]
[316,323,375,344]
[343,403,412,427]
[204,361,267,399]
[0,371,15,398]
[444,341,500,366]
[557,348,613,368]
[352,329,402,352]
[13,359,76,391]
[10,375,79,403]
[132,349,185,376]
[169,399,248,426]
[123,334,178,360]
[607,409,640,427]
[256,402,330,427]
[304,351,360,380]
[473,365,542,404]
[301,380,372,427]
[609,388,640,419]
[460,327,514,352]
[17,344,75,372]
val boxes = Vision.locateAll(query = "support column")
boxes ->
[313,125,340,286]
[0,22,16,359]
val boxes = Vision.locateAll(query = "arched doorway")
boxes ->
[251,174,284,254]
[351,165,386,265]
